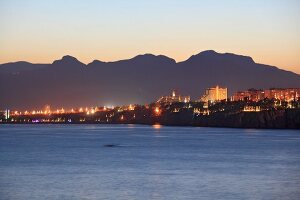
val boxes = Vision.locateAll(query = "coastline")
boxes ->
[2,109,300,129]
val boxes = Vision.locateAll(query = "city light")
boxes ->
[2,88,299,124]
[128,104,135,111]
[152,124,162,129]
[154,107,161,115]
[243,106,261,112]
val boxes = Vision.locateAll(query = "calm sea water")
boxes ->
[0,124,300,200]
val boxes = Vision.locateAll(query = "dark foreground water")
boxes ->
[0,125,300,200]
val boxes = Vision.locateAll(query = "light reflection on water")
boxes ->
[0,124,300,200]
[152,124,162,129]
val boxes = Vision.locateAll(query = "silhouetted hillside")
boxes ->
[1,50,299,110]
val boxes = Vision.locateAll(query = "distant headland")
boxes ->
[2,87,300,129]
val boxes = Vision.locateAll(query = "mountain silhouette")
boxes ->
[52,55,85,66]
[1,51,299,110]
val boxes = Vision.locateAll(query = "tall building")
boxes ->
[4,109,10,120]
[200,85,228,102]
[157,90,190,104]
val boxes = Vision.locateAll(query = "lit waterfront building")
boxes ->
[232,89,265,101]
[232,88,300,102]
[157,90,190,104]
[243,106,261,112]
[264,88,300,102]
[4,109,10,120]
[200,85,228,102]
[44,105,51,114]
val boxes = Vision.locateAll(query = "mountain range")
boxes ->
[1,50,299,110]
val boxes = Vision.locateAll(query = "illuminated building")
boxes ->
[154,107,161,116]
[243,106,261,112]
[232,88,300,102]
[44,105,51,114]
[157,90,190,104]
[128,104,134,111]
[90,109,95,114]
[200,85,227,102]
[5,109,10,120]
[232,89,264,101]
[264,88,300,102]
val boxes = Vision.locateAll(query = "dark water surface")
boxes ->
[0,124,300,200]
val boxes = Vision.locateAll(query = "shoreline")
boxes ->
[1,121,299,130]
[2,108,300,129]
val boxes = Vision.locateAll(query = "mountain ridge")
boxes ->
[1,51,298,75]
[0,50,299,110]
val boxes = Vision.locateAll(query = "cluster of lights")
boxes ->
[86,108,96,115]
[128,104,135,111]
[13,110,52,116]
[9,106,114,116]
[243,106,261,112]
[154,107,161,116]
[8,104,162,118]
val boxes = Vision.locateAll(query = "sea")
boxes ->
[0,124,300,200]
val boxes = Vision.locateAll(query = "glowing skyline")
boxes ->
[0,0,300,73]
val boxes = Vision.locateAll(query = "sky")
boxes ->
[0,0,300,74]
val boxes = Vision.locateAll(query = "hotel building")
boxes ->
[232,89,265,101]
[200,85,228,102]
[232,88,300,102]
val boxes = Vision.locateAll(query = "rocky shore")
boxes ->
[191,109,300,129]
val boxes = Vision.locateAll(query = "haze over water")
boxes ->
[0,124,300,200]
